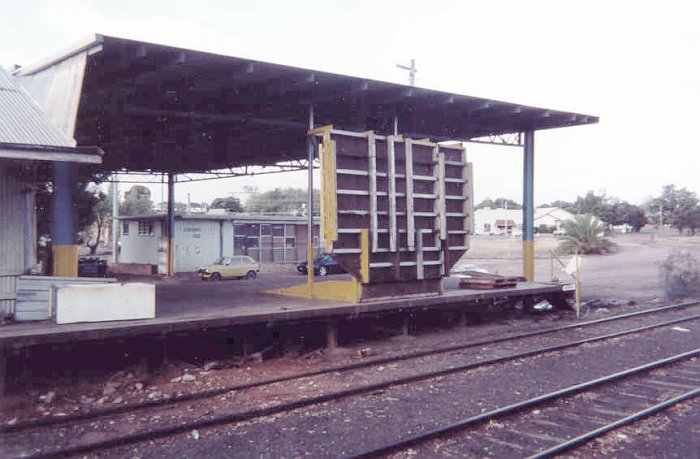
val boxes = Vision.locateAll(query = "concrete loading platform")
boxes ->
[0,274,571,392]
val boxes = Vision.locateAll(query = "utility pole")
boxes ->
[396,59,417,86]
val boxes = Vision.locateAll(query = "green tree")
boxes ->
[538,200,575,212]
[652,185,699,233]
[475,197,522,210]
[210,196,244,212]
[246,188,320,215]
[120,185,154,216]
[83,187,111,255]
[608,201,646,231]
[572,191,613,220]
[676,206,700,235]
[557,214,616,255]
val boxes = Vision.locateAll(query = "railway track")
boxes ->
[355,348,700,458]
[3,301,700,458]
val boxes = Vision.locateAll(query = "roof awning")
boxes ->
[15,34,598,174]
[0,142,103,164]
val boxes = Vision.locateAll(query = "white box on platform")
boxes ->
[55,283,155,324]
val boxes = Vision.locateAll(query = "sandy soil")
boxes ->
[462,232,700,302]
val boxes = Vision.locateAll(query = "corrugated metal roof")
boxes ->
[15,35,598,174]
[0,66,73,147]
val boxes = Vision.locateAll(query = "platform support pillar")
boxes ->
[306,105,315,290]
[401,317,410,336]
[459,310,468,327]
[522,131,535,281]
[52,162,77,277]
[241,335,250,359]
[325,321,338,349]
[166,172,175,277]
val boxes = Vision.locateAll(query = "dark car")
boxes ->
[297,254,347,276]
[78,257,108,277]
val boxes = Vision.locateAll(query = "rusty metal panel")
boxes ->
[315,129,473,299]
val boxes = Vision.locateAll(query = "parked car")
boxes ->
[553,228,567,236]
[297,253,347,276]
[78,257,108,277]
[196,256,259,281]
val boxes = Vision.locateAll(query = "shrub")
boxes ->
[659,250,700,299]
[557,214,616,255]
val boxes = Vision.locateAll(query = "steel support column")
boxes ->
[306,105,315,288]
[51,162,77,277]
[111,176,119,264]
[522,131,535,281]
[167,172,175,276]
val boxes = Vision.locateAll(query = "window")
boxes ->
[272,225,284,237]
[138,221,154,236]
[122,222,130,235]
[285,237,296,248]
[483,223,491,232]
[260,224,271,236]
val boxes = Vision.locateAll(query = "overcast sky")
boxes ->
[1,0,698,207]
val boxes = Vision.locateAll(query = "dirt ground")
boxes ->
[463,232,700,302]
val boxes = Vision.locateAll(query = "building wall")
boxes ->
[119,217,321,272]
[474,207,575,235]
[119,219,162,265]
[221,220,234,258]
[174,219,221,272]
[0,163,36,316]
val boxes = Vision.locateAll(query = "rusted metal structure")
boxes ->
[14,34,597,287]
[308,127,473,301]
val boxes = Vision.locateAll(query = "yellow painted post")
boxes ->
[360,229,370,284]
[52,245,78,277]
[575,249,581,318]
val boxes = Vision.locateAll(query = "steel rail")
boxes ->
[4,300,699,435]
[15,315,700,459]
[352,348,700,458]
[528,387,700,459]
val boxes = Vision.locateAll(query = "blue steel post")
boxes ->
[167,172,175,276]
[52,162,77,276]
[522,131,535,281]
[306,105,315,288]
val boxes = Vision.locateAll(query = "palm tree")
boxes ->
[557,214,616,254]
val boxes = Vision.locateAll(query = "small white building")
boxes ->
[474,207,576,235]
[119,214,321,274]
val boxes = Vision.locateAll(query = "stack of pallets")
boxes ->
[457,271,526,290]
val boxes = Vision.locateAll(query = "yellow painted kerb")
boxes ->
[266,277,362,303]
[53,244,78,277]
